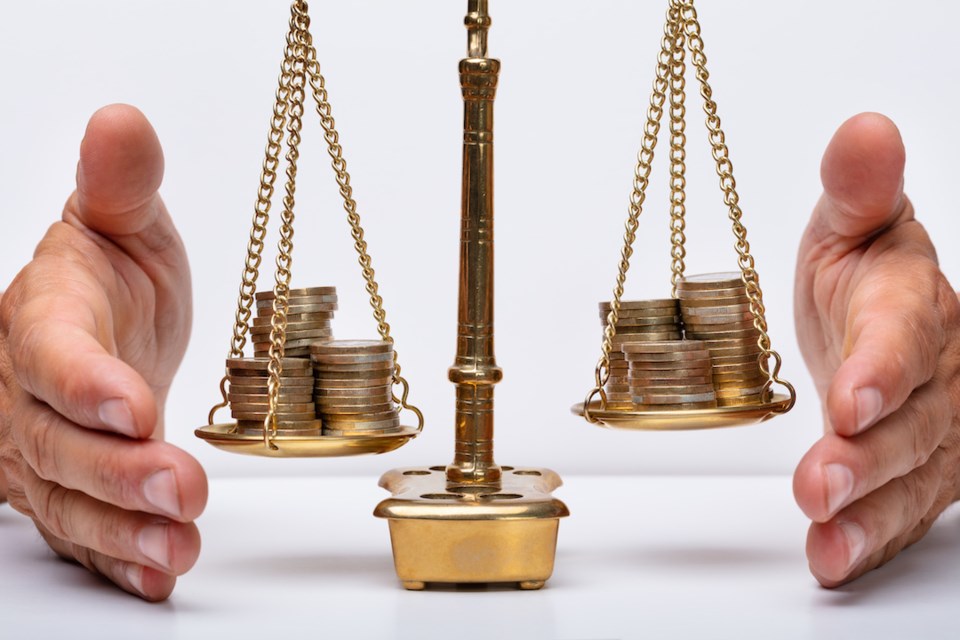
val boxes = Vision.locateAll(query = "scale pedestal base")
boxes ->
[374,466,569,590]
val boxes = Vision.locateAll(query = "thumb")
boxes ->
[814,112,908,239]
[71,104,166,239]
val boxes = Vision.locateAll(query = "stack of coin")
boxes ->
[622,340,717,408]
[251,286,338,357]
[226,357,319,433]
[676,272,766,406]
[310,340,401,436]
[599,299,682,403]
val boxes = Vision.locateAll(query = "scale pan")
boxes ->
[195,423,419,458]
[571,394,791,431]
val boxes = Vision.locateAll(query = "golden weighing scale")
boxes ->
[195,0,796,590]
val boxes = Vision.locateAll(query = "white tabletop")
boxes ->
[2,475,958,639]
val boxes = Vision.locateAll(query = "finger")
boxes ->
[17,458,202,576]
[1,274,158,438]
[825,249,953,435]
[794,380,952,521]
[12,396,207,521]
[35,523,176,601]
[805,448,945,587]
[813,112,907,241]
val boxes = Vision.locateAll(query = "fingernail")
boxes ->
[143,469,182,519]
[854,387,883,433]
[825,463,854,515]
[138,524,170,571]
[124,563,146,596]
[838,521,867,571]
[98,398,138,437]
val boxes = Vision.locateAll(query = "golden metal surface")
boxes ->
[376,0,567,590]
[195,423,418,458]
[446,0,502,488]
[375,466,567,588]
[582,0,796,424]
[572,393,792,431]
[202,0,422,453]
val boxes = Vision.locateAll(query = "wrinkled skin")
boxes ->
[793,113,960,586]
[0,105,207,601]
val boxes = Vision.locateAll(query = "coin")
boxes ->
[623,350,711,362]
[228,393,315,404]
[628,376,712,387]
[256,294,339,308]
[621,340,707,353]
[226,357,312,371]
[315,386,393,398]
[632,391,717,404]
[310,352,394,365]
[316,376,394,388]
[630,383,716,394]
[323,426,404,436]
[253,313,335,326]
[611,331,683,344]
[676,272,744,290]
[602,314,681,326]
[323,413,400,427]
[609,306,680,319]
[599,299,678,311]
[230,401,315,412]
[310,339,393,355]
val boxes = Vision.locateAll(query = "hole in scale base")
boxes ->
[403,470,431,476]
[420,493,466,500]
[479,493,524,500]
[512,470,542,476]
[429,465,446,472]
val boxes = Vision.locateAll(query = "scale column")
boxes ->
[447,0,502,488]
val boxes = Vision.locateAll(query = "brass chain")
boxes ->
[299,3,423,429]
[583,4,679,423]
[667,6,688,298]
[207,6,298,427]
[261,2,311,447]
[585,0,795,420]
[678,0,795,409]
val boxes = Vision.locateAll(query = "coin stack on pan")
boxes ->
[621,340,718,408]
[598,299,682,404]
[677,272,767,406]
[226,357,319,434]
[251,286,338,357]
[310,340,401,436]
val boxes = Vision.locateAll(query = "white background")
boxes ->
[2,0,959,479]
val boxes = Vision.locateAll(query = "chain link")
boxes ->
[583,5,679,422]
[585,0,795,420]
[207,0,423,435]
[667,4,688,298]
[299,4,423,429]
[678,0,794,409]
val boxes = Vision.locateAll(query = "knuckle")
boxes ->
[14,404,64,484]
[33,480,73,540]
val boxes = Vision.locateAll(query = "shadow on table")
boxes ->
[208,551,392,583]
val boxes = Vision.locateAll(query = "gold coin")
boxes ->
[309,339,393,355]
[311,359,395,372]
[231,400,315,412]
[315,386,393,398]
[717,395,764,407]
[226,357,312,371]
[599,299,678,311]
[612,332,683,344]
[687,329,761,341]
[310,351,394,365]
[249,321,332,334]
[228,393,314,404]
[621,340,707,353]
[316,376,394,388]
[681,302,752,315]
[231,409,318,420]
[317,401,396,413]
[634,400,719,410]
[628,375,712,387]
[256,294,339,308]
[633,391,717,404]
[256,286,337,300]
[683,321,756,334]
[623,349,711,362]
[606,315,682,327]
[676,286,747,300]
[323,426,404,436]
[249,330,335,343]
[676,272,743,290]
[253,312,335,326]
[626,359,711,371]
[677,293,750,306]
[610,306,680,319]
[631,383,716,394]
[714,385,766,398]
[271,303,339,315]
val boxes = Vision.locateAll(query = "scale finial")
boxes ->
[465,0,491,58]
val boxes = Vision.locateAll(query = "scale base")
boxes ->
[374,466,569,590]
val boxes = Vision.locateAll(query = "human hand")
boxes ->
[793,113,960,587]
[0,105,207,601]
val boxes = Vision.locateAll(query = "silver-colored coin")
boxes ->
[280,303,339,315]
[681,303,753,316]
[318,403,396,415]
[687,329,761,341]
[231,410,318,421]
[231,401,315,412]
[628,375,712,387]
[676,272,743,290]
[249,330,335,343]
[309,340,393,355]
[253,336,331,349]
[677,293,750,307]
[610,306,681,319]
[603,314,682,327]
[632,391,717,404]
[683,321,756,334]
[250,321,332,334]
[676,286,747,300]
